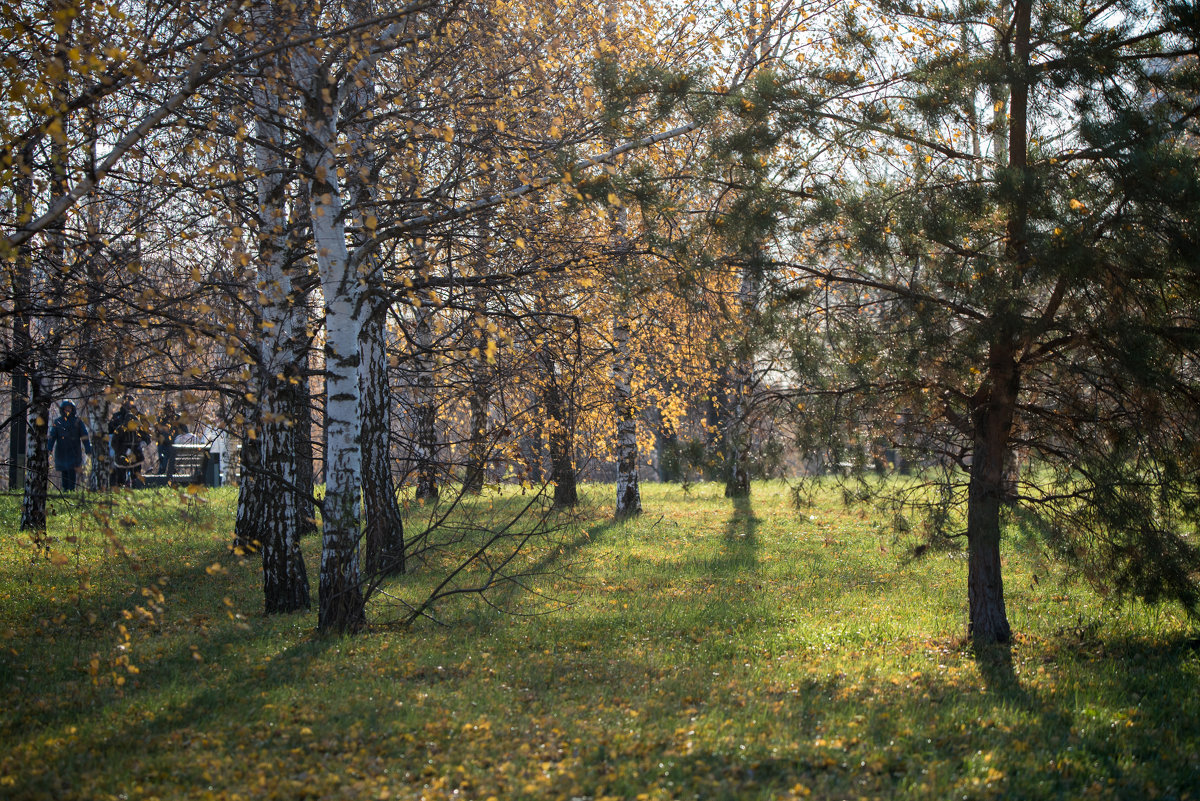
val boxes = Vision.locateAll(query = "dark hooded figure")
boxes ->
[155,401,188,476]
[109,396,151,488]
[48,400,93,491]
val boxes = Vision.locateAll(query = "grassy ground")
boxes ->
[1,480,1198,800]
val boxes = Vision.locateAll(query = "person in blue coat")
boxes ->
[48,400,93,491]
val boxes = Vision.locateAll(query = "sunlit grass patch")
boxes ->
[1,480,1198,800]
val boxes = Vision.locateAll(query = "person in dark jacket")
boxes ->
[155,401,188,476]
[109,396,151,488]
[48,400,93,491]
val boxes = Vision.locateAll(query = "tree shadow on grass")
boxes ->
[8,490,1200,800]
[972,641,1031,706]
[566,632,1200,800]
[0,525,336,799]
[716,493,759,571]
[724,493,758,538]
[6,632,340,800]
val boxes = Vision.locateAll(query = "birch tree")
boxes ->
[244,0,311,613]
[287,10,372,630]
[19,6,74,526]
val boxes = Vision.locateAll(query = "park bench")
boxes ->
[143,443,223,488]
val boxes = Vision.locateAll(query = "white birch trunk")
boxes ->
[21,51,70,524]
[343,10,405,579]
[412,296,439,501]
[293,38,366,632]
[604,2,640,518]
[359,306,405,577]
[251,5,310,612]
[611,204,641,518]
[613,309,641,518]
[463,211,493,494]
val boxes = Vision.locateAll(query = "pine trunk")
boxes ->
[966,343,1018,643]
[961,0,1030,646]
[724,267,756,499]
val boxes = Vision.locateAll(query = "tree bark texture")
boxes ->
[360,306,405,578]
[463,283,492,494]
[464,382,490,494]
[233,401,264,551]
[80,122,110,492]
[291,348,318,537]
[966,342,1018,644]
[342,32,405,580]
[8,144,32,493]
[290,198,319,539]
[250,20,311,613]
[20,376,50,529]
[21,84,69,525]
[613,313,641,518]
[604,6,640,518]
[705,363,728,480]
[723,265,756,499]
[294,35,365,633]
[962,0,1031,645]
[657,418,680,483]
[541,354,577,508]
[412,300,439,502]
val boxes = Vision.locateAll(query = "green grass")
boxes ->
[2,480,1198,800]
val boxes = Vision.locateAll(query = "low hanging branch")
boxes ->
[3,0,243,253]
[355,119,709,261]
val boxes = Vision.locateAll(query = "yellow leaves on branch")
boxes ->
[470,340,499,364]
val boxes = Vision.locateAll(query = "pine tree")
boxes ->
[788,0,1200,642]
